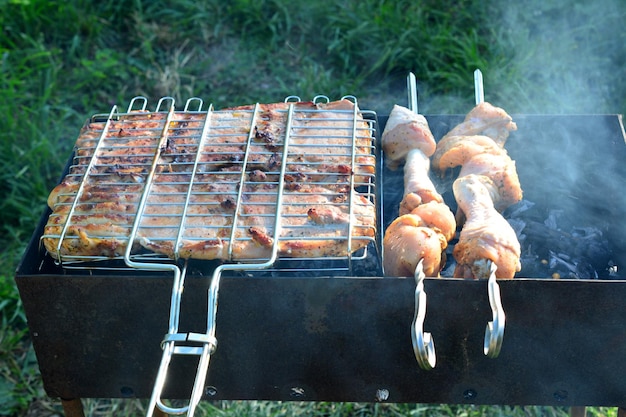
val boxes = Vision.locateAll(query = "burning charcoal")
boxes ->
[574,260,598,279]
[571,228,611,265]
[504,199,535,219]
[548,251,598,279]
[544,209,563,230]
[439,256,457,278]
[509,201,615,279]
[507,218,527,243]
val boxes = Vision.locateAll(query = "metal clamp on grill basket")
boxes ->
[39,94,380,416]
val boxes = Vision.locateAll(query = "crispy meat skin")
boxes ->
[43,100,376,262]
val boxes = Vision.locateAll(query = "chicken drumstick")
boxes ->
[433,102,522,279]
[382,105,456,277]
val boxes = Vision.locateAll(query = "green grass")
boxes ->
[1,0,625,415]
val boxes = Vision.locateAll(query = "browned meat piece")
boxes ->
[138,182,375,260]
[228,99,376,184]
[43,100,377,263]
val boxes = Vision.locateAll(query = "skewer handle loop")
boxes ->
[484,261,505,358]
[411,259,436,370]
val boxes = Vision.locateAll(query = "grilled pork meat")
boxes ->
[227,100,376,185]
[43,99,376,262]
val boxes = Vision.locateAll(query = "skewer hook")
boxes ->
[411,259,436,370]
[484,261,505,358]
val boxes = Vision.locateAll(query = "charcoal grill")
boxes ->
[14,90,626,416]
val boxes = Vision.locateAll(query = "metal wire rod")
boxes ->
[474,69,484,104]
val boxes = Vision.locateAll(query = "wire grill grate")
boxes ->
[41,96,380,276]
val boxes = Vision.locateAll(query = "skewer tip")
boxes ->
[407,72,418,114]
[474,69,484,105]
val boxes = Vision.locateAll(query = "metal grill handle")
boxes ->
[146,102,297,417]
[146,263,218,417]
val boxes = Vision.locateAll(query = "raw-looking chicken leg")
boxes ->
[382,104,456,277]
[400,149,443,215]
[444,102,517,147]
[383,105,436,169]
[452,175,521,279]
[458,152,522,211]
[433,102,522,279]
[431,134,503,172]
[432,137,522,214]
[384,201,456,277]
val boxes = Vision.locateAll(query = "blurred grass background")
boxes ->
[1,0,625,415]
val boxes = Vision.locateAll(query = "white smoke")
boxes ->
[492,0,626,115]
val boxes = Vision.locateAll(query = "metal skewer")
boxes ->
[473,70,506,358]
[474,69,484,105]
[407,72,418,113]
[406,72,436,370]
